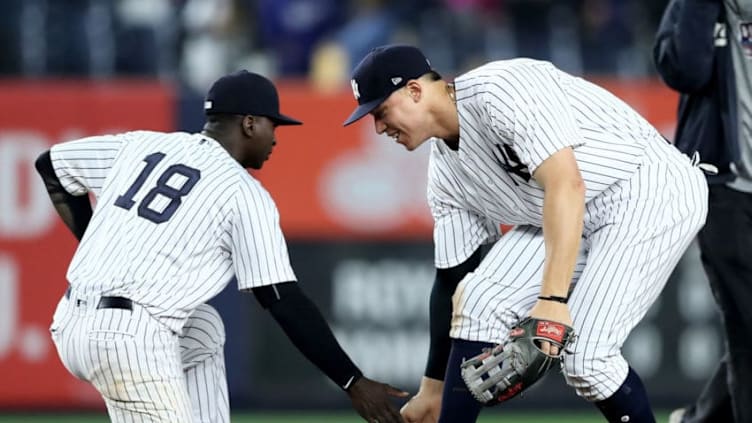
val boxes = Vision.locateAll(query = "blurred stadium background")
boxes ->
[0,0,720,421]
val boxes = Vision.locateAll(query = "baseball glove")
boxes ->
[460,317,575,406]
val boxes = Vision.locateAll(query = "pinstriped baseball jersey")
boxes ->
[51,130,296,333]
[423,58,708,401]
[429,59,667,268]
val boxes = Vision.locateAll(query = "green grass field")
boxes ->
[0,411,672,422]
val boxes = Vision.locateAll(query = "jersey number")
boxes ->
[497,144,531,183]
[114,152,201,223]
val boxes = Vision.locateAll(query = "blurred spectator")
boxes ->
[44,0,92,76]
[0,0,676,80]
[577,0,634,75]
[506,0,557,60]
[0,0,23,75]
[309,40,350,93]
[255,0,345,76]
[308,0,397,92]
[114,0,174,77]
[335,0,396,71]
[417,0,509,74]
[180,0,256,92]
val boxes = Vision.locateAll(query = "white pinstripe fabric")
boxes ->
[51,293,229,422]
[425,59,708,401]
[51,289,194,422]
[48,130,295,420]
[429,59,656,268]
[181,304,229,423]
[449,139,708,400]
[51,131,297,333]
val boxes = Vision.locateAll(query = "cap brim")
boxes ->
[343,96,388,126]
[269,113,302,126]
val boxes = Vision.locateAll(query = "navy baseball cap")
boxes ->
[204,70,302,125]
[343,45,437,126]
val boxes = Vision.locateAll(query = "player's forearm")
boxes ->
[425,272,454,381]
[540,180,584,298]
[35,150,92,240]
[424,249,482,380]
[263,285,363,390]
[417,376,444,394]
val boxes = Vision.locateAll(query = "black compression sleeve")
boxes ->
[34,150,92,241]
[424,247,483,380]
[252,282,363,390]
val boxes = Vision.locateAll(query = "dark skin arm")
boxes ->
[252,282,408,423]
[347,377,408,423]
[35,150,93,240]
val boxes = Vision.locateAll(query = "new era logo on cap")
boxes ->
[351,79,360,100]
[343,45,437,126]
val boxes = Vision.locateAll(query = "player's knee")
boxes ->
[181,304,226,356]
[562,353,629,402]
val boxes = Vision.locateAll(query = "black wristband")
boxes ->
[538,295,569,304]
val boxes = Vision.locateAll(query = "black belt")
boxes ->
[64,286,133,311]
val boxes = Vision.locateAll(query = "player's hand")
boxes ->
[401,377,442,423]
[400,392,441,423]
[528,299,573,356]
[347,376,409,423]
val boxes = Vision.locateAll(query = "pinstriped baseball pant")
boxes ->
[450,139,709,401]
[50,290,229,423]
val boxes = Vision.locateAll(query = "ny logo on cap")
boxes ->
[351,79,360,100]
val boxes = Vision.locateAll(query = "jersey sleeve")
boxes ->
[427,150,501,268]
[230,180,297,290]
[50,134,126,197]
[483,63,583,174]
[429,193,500,268]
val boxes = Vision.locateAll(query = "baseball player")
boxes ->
[35,70,407,423]
[343,45,709,423]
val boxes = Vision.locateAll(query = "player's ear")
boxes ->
[405,80,422,102]
[242,115,255,137]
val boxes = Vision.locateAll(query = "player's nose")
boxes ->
[374,119,387,134]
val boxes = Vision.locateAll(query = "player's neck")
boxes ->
[447,83,456,104]
[201,129,226,147]
[438,83,460,149]
[201,129,239,159]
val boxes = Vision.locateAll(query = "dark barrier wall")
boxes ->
[0,79,720,410]
[227,240,721,411]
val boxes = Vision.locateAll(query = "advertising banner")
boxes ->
[0,80,174,408]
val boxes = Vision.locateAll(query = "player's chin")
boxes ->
[403,137,427,151]
[249,160,265,170]
[398,138,415,151]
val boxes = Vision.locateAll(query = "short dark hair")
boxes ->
[425,71,442,81]
[205,113,243,126]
